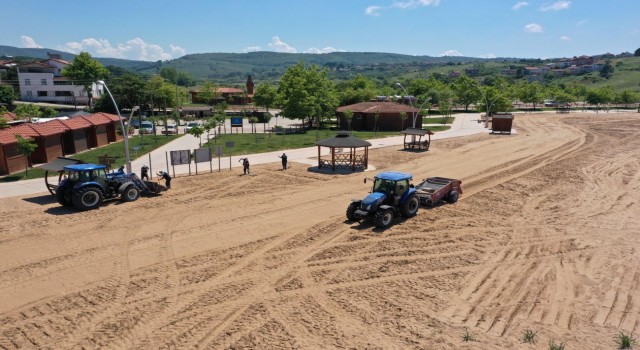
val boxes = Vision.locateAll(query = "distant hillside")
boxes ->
[0,45,158,73]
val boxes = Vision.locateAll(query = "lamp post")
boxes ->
[395,83,419,128]
[97,80,133,174]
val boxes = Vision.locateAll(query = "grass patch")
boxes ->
[548,340,566,350]
[423,116,455,125]
[0,134,182,182]
[521,329,537,344]
[462,328,476,342]
[203,127,449,156]
[616,331,636,349]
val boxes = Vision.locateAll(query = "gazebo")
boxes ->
[401,128,434,150]
[315,132,372,171]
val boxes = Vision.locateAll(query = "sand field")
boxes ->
[1,112,639,349]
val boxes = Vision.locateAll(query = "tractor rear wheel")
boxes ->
[121,185,140,202]
[73,186,103,211]
[400,194,420,217]
[374,209,394,229]
[56,187,72,207]
[346,202,359,221]
[447,191,459,203]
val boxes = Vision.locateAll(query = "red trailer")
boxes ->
[414,177,463,206]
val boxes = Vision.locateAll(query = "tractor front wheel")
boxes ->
[73,187,103,211]
[346,202,359,221]
[374,209,394,229]
[121,185,140,202]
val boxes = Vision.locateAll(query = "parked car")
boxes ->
[129,119,141,128]
[140,121,155,134]
[185,122,200,132]
[161,124,178,135]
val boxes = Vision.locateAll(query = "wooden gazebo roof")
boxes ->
[315,132,371,172]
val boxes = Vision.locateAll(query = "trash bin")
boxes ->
[491,113,513,134]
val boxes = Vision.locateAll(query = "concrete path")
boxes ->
[0,113,491,199]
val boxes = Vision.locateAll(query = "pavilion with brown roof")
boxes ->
[336,101,421,131]
[315,132,372,172]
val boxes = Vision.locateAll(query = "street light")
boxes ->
[474,85,501,128]
[395,83,431,138]
[97,80,133,174]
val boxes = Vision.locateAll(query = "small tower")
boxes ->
[246,75,254,95]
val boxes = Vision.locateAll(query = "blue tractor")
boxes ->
[346,171,420,229]
[55,164,160,211]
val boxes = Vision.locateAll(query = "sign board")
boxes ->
[230,117,243,127]
[225,141,235,148]
[170,150,191,165]
[98,154,116,168]
[194,148,211,163]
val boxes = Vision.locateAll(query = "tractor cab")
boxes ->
[62,164,108,188]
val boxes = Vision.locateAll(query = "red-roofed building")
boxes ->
[0,122,65,174]
[81,113,122,148]
[189,75,255,105]
[58,117,92,154]
[336,102,422,131]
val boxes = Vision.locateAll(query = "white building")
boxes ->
[17,53,102,106]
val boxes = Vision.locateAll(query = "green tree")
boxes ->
[146,75,176,116]
[451,75,481,111]
[277,62,338,129]
[0,116,7,129]
[635,48,640,57]
[399,111,408,130]
[198,80,219,105]
[253,83,277,112]
[615,90,640,108]
[14,103,42,122]
[515,81,544,110]
[437,88,456,123]
[187,125,205,146]
[15,135,37,175]
[0,85,17,105]
[342,109,353,131]
[599,60,614,79]
[62,52,109,110]
[43,107,57,118]
[338,74,377,105]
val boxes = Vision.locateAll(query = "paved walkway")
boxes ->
[0,113,492,199]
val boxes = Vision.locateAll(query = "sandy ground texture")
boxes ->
[1,112,639,349]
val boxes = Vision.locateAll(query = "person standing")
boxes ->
[239,158,250,175]
[278,152,288,170]
[140,165,149,180]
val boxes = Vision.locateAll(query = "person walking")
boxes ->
[239,158,250,175]
[157,171,172,189]
[278,152,288,170]
[140,165,150,180]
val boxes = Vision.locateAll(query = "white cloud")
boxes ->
[541,1,571,11]
[512,1,529,10]
[267,36,297,53]
[439,49,463,57]
[304,47,346,54]
[243,46,262,53]
[365,5,381,16]
[480,53,497,59]
[58,37,184,61]
[21,35,42,48]
[392,0,440,9]
[525,23,544,33]
[576,19,587,26]
[560,35,571,41]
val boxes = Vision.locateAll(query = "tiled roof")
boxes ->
[0,124,40,145]
[81,113,112,126]
[218,87,244,94]
[61,117,92,130]
[336,102,420,114]
[31,121,66,136]
[2,112,19,122]
[92,112,121,122]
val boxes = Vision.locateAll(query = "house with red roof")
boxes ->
[336,101,421,131]
[188,75,255,105]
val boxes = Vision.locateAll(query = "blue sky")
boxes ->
[2,0,639,61]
